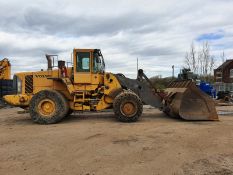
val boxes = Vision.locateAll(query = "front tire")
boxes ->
[29,90,69,124]
[113,91,143,122]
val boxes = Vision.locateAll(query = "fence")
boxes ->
[213,83,233,92]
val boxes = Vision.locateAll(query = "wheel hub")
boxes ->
[38,99,56,117]
[121,102,137,117]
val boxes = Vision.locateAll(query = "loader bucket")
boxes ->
[163,80,218,121]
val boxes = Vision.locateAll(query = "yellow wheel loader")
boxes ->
[0,58,11,80]
[3,49,218,124]
[0,58,14,107]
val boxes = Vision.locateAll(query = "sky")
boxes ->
[0,0,233,78]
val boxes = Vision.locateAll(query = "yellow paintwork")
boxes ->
[3,94,32,106]
[0,58,11,80]
[96,96,112,110]
[104,73,122,96]
[38,99,56,117]
[4,49,123,112]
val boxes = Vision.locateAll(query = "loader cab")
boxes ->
[73,49,105,84]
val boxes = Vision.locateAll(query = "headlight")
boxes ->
[13,75,22,94]
[17,78,22,94]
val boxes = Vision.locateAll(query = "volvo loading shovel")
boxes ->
[3,49,218,124]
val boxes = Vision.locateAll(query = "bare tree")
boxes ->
[221,51,226,63]
[198,51,203,75]
[190,42,197,73]
[202,42,210,76]
[184,52,191,70]
[209,56,215,74]
[184,42,197,73]
[184,41,215,76]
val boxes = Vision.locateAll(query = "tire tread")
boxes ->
[29,90,69,124]
[113,90,143,122]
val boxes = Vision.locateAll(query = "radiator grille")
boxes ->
[25,75,33,93]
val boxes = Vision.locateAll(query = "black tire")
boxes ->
[113,90,143,122]
[29,90,69,124]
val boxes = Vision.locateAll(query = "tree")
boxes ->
[202,41,210,76]
[209,56,215,74]
[184,41,215,77]
[197,50,203,75]
[221,51,226,63]
[184,42,197,73]
[184,52,191,70]
[190,42,197,73]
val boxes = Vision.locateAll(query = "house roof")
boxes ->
[216,59,233,70]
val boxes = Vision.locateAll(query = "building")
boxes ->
[214,59,233,92]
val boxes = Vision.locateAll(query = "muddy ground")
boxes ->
[0,106,233,175]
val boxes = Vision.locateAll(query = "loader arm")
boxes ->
[115,69,163,109]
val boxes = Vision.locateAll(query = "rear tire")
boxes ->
[29,90,69,124]
[113,90,143,122]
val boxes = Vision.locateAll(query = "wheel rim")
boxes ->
[120,102,137,117]
[38,99,56,117]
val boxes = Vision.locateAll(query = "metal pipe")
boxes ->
[45,54,52,70]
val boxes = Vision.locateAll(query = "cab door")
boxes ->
[91,50,104,85]
[74,50,92,84]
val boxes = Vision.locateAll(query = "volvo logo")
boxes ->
[35,75,51,78]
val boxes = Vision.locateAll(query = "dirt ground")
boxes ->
[0,106,233,175]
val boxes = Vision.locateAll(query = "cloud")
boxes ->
[131,46,181,57]
[0,0,233,78]
[0,2,167,37]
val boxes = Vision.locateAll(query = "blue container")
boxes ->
[198,81,216,98]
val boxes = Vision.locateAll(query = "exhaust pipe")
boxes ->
[45,54,52,70]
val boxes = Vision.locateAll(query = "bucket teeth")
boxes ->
[163,80,218,121]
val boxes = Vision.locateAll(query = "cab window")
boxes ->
[77,52,90,72]
[93,52,105,73]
